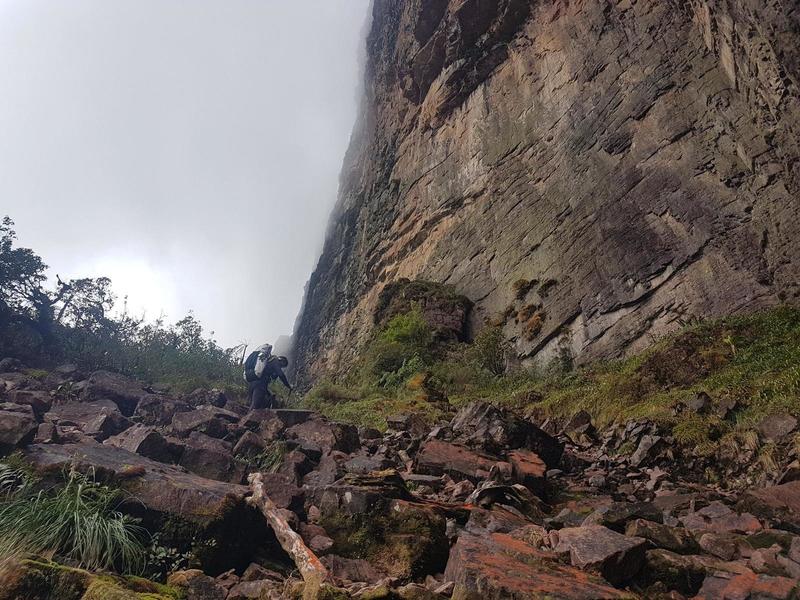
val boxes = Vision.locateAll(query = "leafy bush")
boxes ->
[361,307,433,388]
[0,468,146,573]
[465,326,508,376]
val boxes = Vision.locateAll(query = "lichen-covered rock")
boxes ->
[0,560,179,600]
[444,531,629,599]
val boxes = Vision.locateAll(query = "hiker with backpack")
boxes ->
[243,344,292,409]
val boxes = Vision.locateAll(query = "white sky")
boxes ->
[0,0,370,348]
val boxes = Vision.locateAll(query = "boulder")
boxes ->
[171,407,231,439]
[321,555,385,585]
[642,549,721,596]
[507,449,546,495]
[680,501,763,534]
[232,430,266,457]
[624,519,700,554]
[344,452,394,475]
[167,570,226,600]
[302,450,347,488]
[0,357,24,372]
[317,472,448,579]
[46,399,130,441]
[0,402,38,451]
[22,443,274,575]
[696,569,798,599]
[0,371,40,393]
[741,481,800,533]
[185,387,227,408]
[104,424,182,463]
[5,389,52,417]
[33,422,58,444]
[179,431,245,484]
[582,501,663,532]
[466,483,546,522]
[449,402,563,467]
[251,471,304,511]
[698,532,743,561]
[465,505,533,535]
[414,439,497,482]
[552,525,647,584]
[81,370,152,416]
[23,442,248,525]
[444,531,630,599]
[134,395,191,426]
[756,413,798,443]
[285,417,359,453]
[629,434,667,467]
[226,580,279,600]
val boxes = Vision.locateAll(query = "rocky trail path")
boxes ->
[0,363,798,599]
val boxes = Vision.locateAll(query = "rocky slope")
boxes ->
[292,0,800,385]
[1,363,799,598]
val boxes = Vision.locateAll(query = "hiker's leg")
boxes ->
[250,381,267,409]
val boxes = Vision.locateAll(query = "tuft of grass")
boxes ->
[0,468,146,573]
[244,442,289,473]
[512,279,537,300]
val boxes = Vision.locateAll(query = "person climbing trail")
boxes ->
[243,344,292,409]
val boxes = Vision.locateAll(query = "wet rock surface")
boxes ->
[2,366,800,598]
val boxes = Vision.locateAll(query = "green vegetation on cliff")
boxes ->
[302,305,800,455]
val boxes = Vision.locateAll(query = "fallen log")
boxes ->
[247,472,328,591]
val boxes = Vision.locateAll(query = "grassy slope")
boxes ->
[301,307,800,454]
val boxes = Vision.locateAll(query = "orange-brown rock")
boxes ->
[444,531,630,599]
[414,439,499,482]
[741,480,800,533]
[507,449,546,495]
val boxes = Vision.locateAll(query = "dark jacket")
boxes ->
[262,357,290,388]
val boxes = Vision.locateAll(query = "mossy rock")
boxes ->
[81,579,182,600]
[320,498,449,580]
[374,279,472,341]
[0,560,181,600]
[0,559,90,600]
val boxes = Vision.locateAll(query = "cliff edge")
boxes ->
[293,0,800,384]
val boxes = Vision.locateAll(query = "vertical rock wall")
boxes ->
[292,0,800,384]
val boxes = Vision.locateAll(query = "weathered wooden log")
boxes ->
[247,472,328,589]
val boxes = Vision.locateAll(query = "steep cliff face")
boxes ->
[293,0,800,384]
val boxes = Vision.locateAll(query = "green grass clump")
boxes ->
[0,468,146,573]
[244,442,290,473]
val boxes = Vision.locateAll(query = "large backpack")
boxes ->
[243,349,271,382]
